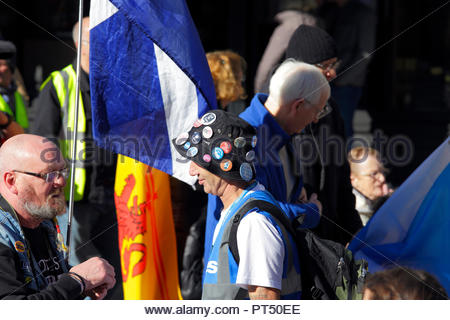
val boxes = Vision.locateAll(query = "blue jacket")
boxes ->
[202,185,301,299]
[204,93,320,276]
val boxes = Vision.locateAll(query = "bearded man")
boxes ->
[0,134,116,299]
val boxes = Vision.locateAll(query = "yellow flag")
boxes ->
[114,155,181,299]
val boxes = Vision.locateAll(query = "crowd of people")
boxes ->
[0,0,447,301]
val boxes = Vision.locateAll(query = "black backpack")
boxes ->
[228,199,368,300]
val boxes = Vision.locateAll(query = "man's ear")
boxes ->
[290,98,305,114]
[4,172,18,194]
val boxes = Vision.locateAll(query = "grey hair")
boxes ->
[269,59,330,107]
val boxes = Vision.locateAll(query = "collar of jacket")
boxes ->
[240,93,292,152]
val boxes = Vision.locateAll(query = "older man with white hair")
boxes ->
[204,60,331,270]
[0,134,116,299]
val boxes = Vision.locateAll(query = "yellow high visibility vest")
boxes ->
[40,64,86,201]
[0,91,29,129]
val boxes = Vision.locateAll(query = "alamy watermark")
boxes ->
[39,127,414,171]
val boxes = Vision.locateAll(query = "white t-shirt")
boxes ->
[212,184,285,291]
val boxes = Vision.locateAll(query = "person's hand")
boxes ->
[0,112,23,139]
[298,187,307,203]
[308,193,322,217]
[69,257,116,300]
[2,121,24,138]
[85,284,109,300]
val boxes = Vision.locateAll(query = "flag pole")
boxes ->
[66,0,84,263]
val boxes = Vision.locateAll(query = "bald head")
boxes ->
[72,17,90,46]
[72,17,90,73]
[0,134,62,175]
[0,134,67,227]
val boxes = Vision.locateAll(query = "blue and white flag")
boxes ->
[349,138,450,293]
[89,0,216,184]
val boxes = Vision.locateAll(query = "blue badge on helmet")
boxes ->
[186,147,198,158]
[191,132,202,144]
[212,147,224,160]
[239,163,253,181]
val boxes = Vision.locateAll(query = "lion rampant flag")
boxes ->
[114,155,181,299]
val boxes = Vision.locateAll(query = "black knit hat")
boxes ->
[172,109,257,182]
[0,40,16,72]
[286,25,337,64]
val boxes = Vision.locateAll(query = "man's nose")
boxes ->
[376,172,386,183]
[325,69,337,81]
[53,173,67,187]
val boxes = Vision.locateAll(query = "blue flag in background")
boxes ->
[349,138,450,293]
[89,0,216,184]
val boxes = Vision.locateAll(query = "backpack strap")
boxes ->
[227,198,302,298]
[229,199,294,264]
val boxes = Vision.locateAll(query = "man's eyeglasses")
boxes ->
[13,168,69,183]
[316,60,341,72]
[316,103,333,120]
[360,168,389,180]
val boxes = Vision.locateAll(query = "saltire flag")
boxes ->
[89,0,217,185]
[89,0,216,299]
[114,155,180,299]
[349,137,450,294]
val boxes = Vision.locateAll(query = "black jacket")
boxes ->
[296,98,362,244]
[0,242,83,299]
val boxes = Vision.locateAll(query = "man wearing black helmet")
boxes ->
[173,110,301,300]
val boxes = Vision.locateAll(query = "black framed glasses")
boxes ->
[13,168,69,183]
[316,103,333,120]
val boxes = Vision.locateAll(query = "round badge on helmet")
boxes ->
[193,119,202,128]
[202,126,214,139]
[191,132,202,144]
[175,132,189,145]
[186,147,198,158]
[203,154,212,163]
[239,163,253,181]
[245,150,255,162]
[251,135,258,148]
[201,112,217,125]
[220,159,233,172]
[220,141,232,154]
[234,137,246,148]
[183,141,191,150]
[212,147,224,160]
